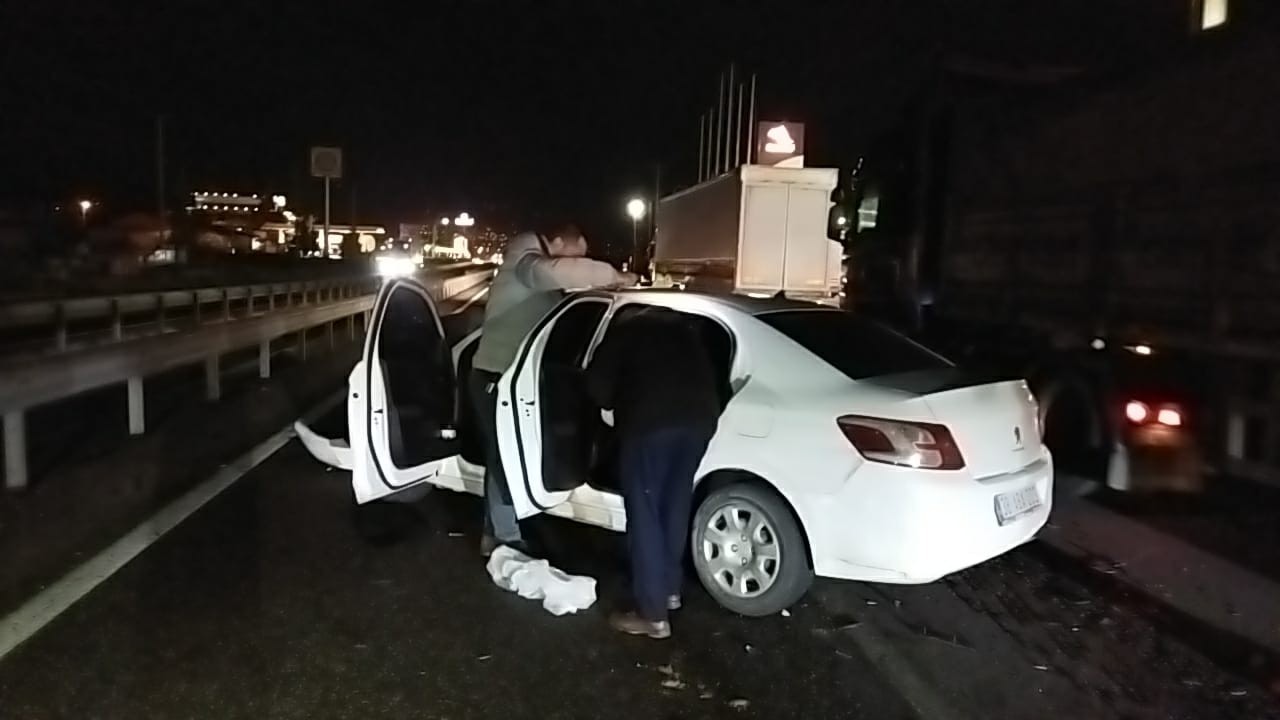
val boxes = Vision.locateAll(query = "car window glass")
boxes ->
[542,301,608,368]
[758,310,952,381]
[598,303,735,405]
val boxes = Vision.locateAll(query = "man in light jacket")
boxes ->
[471,224,634,556]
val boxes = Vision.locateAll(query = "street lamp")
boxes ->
[626,198,646,271]
[78,199,93,223]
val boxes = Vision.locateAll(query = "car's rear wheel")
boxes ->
[691,484,812,617]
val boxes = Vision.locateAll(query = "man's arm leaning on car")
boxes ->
[514,253,635,291]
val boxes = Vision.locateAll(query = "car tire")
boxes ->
[691,483,812,617]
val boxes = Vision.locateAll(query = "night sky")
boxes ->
[1,1,1149,245]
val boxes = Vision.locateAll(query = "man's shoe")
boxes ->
[609,611,671,640]
[667,594,683,611]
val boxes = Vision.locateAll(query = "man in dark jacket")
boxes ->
[586,307,721,639]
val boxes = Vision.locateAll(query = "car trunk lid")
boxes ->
[866,369,1041,479]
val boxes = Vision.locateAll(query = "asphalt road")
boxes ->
[2,409,1278,719]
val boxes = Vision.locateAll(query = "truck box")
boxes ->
[653,165,841,303]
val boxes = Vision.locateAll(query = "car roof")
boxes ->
[574,288,837,317]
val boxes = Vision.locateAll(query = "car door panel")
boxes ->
[498,297,611,518]
[354,278,460,503]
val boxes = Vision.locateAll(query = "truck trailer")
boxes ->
[652,165,842,305]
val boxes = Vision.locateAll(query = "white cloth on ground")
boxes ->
[485,545,597,616]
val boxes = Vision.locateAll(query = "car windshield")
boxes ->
[757,310,953,380]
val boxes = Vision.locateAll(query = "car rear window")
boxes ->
[757,310,953,380]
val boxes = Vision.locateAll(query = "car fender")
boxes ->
[692,460,818,564]
[695,437,829,544]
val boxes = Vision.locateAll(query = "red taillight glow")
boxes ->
[1126,400,1184,427]
[837,415,966,471]
[1125,401,1150,424]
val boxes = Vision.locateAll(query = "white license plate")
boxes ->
[994,486,1042,526]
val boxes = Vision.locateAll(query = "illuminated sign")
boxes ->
[764,125,796,154]
[756,121,805,167]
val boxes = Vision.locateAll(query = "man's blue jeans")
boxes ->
[618,426,713,621]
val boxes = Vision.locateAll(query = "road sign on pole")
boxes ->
[310,147,343,179]
[310,147,342,256]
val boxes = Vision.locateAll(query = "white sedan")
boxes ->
[297,278,1053,616]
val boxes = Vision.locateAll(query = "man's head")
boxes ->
[544,223,587,257]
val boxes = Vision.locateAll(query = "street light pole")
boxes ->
[323,177,331,257]
[626,198,647,272]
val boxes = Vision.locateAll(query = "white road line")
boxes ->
[0,389,347,662]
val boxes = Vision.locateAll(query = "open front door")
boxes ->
[496,297,611,518]
[352,277,460,503]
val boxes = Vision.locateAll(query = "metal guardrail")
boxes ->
[0,261,485,355]
[0,265,494,491]
[0,278,368,330]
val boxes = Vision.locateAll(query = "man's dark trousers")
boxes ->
[468,368,523,544]
[618,425,713,622]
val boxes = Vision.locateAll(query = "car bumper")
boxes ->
[806,452,1054,584]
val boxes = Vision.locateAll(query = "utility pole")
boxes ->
[724,64,735,174]
[651,163,661,273]
[155,114,166,218]
[714,73,725,178]
[701,111,711,181]
[734,78,744,167]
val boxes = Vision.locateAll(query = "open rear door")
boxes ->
[496,297,611,518]
[352,277,460,503]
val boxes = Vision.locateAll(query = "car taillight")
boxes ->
[1125,401,1149,424]
[1125,400,1184,427]
[837,415,965,471]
